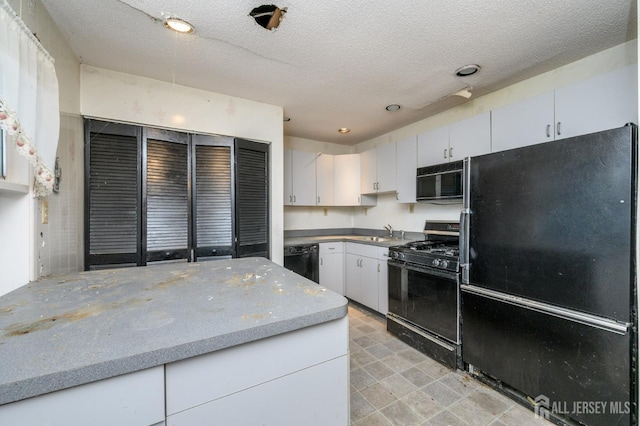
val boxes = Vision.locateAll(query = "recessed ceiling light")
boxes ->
[385,104,401,112]
[338,128,350,134]
[455,64,480,77]
[164,18,195,34]
[283,116,291,122]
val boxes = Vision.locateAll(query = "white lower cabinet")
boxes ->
[320,242,345,295]
[0,367,165,426]
[345,243,389,314]
[165,316,349,426]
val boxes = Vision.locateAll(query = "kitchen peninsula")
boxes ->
[0,258,349,425]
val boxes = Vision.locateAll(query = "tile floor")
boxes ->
[348,304,553,426]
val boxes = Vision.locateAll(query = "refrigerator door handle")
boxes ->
[461,284,630,335]
[459,208,470,284]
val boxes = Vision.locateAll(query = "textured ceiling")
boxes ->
[39,0,636,145]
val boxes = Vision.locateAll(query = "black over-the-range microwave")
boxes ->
[416,160,463,202]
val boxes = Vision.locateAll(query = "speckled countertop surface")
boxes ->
[0,258,347,406]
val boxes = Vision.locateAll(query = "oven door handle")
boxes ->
[390,260,458,281]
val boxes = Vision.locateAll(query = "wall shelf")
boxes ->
[0,180,29,194]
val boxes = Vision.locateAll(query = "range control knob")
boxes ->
[399,253,406,260]
[431,259,440,267]
[390,251,397,259]
[440,260,449,269]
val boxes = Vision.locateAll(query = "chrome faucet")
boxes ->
[384,224,393,238]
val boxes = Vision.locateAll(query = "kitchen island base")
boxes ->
[0,258,349,425]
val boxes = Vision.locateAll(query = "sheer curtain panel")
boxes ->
[0,0,59,197]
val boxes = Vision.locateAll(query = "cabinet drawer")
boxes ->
[0,367,164,426]
[319,241,344,254]
[165,316,348,415]
[345,242,380,258]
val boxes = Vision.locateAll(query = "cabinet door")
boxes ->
[491,92,555,152]
[417,126,449,167]
[235,139,270,258]
[334,154,375,206]
[360,149,377,194]
[359,256,379,311]
[396,136,417,203]
[284,149,293,205]
[320,252,344,295]
[376,143,396,193]
[315,154,333,206]
[345,253,362,302]
[449,112,491,160]
[291,151,317,205]
[145,131,190,264]
[554,64,638,141]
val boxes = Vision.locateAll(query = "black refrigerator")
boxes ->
[460,125,637,426]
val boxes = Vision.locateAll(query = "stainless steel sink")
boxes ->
[351,236,395,243]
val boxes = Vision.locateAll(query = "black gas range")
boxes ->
[388,240,460,273]
[387,221,462,369]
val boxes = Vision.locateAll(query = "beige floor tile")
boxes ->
[364,360,396,381]
[380,373,419,399]
[381,400,425,426]
[361,382,398,409]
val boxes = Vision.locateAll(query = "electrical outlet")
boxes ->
[41,200,48,224]
[409,204,414,213]
[323,208,328,216]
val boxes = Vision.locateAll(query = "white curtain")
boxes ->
[0,0,59,197]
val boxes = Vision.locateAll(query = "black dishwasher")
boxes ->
[284,244,319,283]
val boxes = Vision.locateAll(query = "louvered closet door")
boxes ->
[193,135,234,260]
[85,120,141,270]
[145,130,190,263]
[235,139,270,258]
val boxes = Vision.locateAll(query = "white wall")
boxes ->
[284,136,354,155]
[283,40,638,233]
[1,0,83,296]
[80,66,285,265]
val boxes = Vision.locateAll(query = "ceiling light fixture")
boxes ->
[455,64,480,77]
[385,104,402,112]
[338,128,350,134]
[164,17,195,34]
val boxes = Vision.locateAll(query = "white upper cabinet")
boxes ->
[554,64,638,140]
[360,149,377,194]
[417,126,449,167]
[375,143,397,193]
[360,144,397,194]
[417,112,491,167]
[334,154,376,206]
[284,150,317,206]
[491,92,555,152]
[448,112,491,160]
[492,64,638,152]
[315,154,334,206]
[395,135,417,203]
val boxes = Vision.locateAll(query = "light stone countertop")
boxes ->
[0,258,347,406]
[284,234,411,248]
